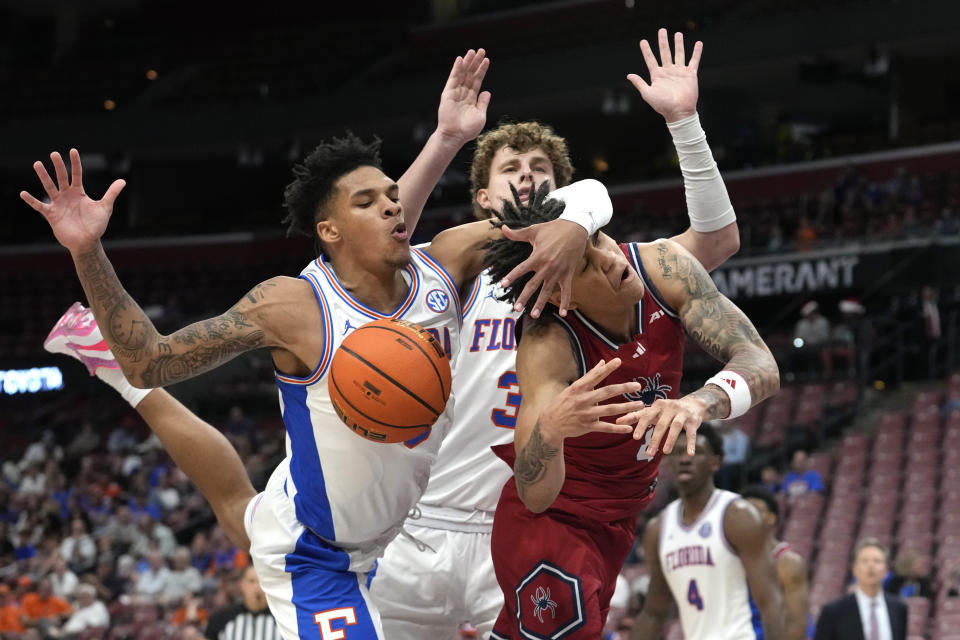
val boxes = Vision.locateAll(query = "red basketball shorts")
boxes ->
[489,479,636,639]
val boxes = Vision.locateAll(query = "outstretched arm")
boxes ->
[631,518,673,639]
[628,28,739,271]
[619,240,779,457]
[779,551,811,640]
[512,323,642,513]
[398,49,491,235]
[21,150,309,388]
[726,500,787,638]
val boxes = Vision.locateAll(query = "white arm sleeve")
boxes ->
[668,113,736,232]
[550,179,613,235]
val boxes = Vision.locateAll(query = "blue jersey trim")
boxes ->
[461,275,484,321]
[412,247,463,328]
[275,273,334,385]
[279,381,336,540]
[747,585,764,640]
[315,256,420,320]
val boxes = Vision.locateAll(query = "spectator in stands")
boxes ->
[715,420,750,491]
[134,551,171,601]
[83,554,130,602]
[106,420,138,454]
[791,301,832,378]
[189,531,213,575]
[814,537,907,640]
[0,584,24,634]
[65,421,100,459]
[760,465,782,493]
[204,565,279,640]
[224,406,254,443]
[131,513,177,559]
[59,517,96,575]
[102,505,146,553]
[20,577,72,634]
[831,298,865,378]
[172,592,209,632]
[166,547,203,603]
[920,285,942,378]
[0,521,15,568]
[782,450,824,501]
[48,555,78,600]
[886,551,933,599]
[60,583,109,636]
[17,462,46,497]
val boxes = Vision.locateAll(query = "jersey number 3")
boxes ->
[491,370,522,429]
[687,579,704,611]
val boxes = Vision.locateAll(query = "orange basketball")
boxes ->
[328,318,452,444]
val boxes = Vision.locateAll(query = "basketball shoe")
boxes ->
[43,302,119,375]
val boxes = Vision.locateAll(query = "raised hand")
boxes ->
[627,28,702,123]
[540,359,645,441]
[616,395,709,457]
[20,149,126,255]
[436,48,491,145]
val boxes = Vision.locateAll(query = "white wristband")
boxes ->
[550,179,613,235]
[95,366,152,408]
[667,112,736,233]
[704,370,751,419]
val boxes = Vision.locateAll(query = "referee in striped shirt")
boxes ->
[206,565,280,640]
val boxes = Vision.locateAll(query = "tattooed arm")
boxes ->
[618,239,779,457]
[74,245,313,387]
[512,323,642,513]
[21,149,318,388]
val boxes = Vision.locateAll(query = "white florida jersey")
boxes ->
[659,490,763,640]
[415,271,518,518]
[271,248,462,570]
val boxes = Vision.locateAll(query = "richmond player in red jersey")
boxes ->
[483,185,782,639]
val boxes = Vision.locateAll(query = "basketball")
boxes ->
[328,318,452,443]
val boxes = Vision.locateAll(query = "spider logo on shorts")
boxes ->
[531,586,558,623]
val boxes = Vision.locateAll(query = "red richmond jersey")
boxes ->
[494,242,685,521]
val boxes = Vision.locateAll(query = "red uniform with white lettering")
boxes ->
[490,243,685,640]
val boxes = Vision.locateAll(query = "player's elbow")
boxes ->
[516,484,555,514]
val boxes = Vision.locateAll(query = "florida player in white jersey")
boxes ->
[741,486,812,640]
[631,424,785,640]
[370,28,742,638]
[21,51,600,640]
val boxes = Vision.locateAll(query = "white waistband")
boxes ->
[407,503,495,533]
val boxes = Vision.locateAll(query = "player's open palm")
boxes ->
[541,358,645,440]
[20,149,125,255]
[627,28,702,123]
[436,48,491,144]
[616,395,708,457]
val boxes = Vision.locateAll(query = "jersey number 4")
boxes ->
[491,370,522,429]
[687,579,704,611]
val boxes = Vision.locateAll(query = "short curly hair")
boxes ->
[282,133,383,254]
[469,121,574,220]
[484,181,566,315]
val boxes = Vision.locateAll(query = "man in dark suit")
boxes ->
[815,537,908,640]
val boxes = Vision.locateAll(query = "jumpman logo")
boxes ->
[486,289,500,302]
[342,319,357,336]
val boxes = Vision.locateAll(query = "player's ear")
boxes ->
[317,218,341,245]
[475,188,493,212]
[547,285,577,310]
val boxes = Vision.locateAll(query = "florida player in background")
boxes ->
[631,426,785,640]
[20,50,606,639]
[370,28,742,639]
[741,486,812,640]
[481,176,781,638]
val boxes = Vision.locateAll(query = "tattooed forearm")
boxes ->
[514,421,560,500]
[687,386,731,420]
[656,241,780,406]
[141,332,265,387]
